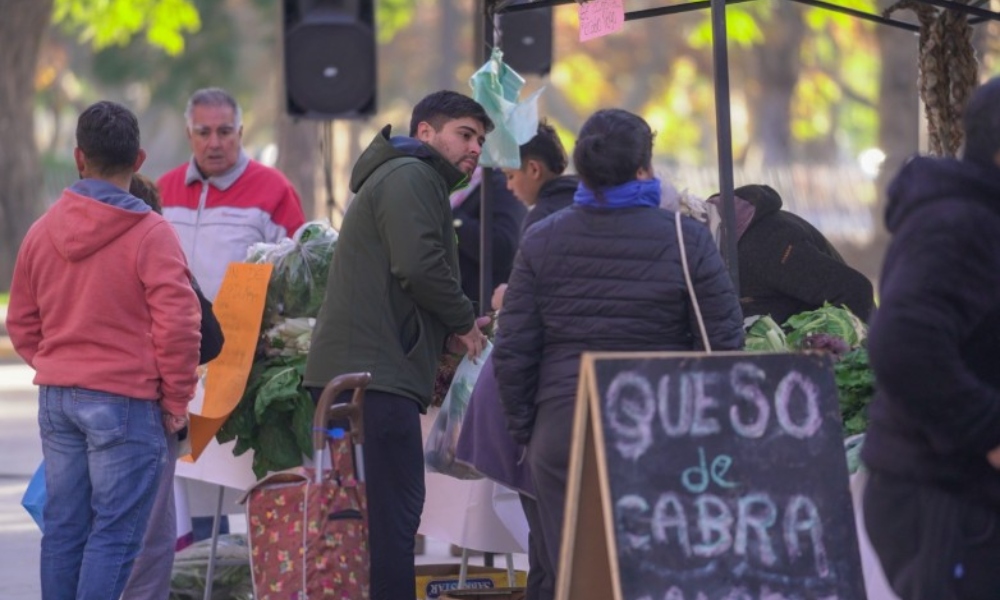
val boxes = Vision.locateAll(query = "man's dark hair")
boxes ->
[963,77,1000,166]
[409,90,494,137]
[573,108,654,191]
[76,101,141,176]
[520,120,568,174]
[130,173,162,214]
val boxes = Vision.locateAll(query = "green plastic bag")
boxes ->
[469,48,543,168]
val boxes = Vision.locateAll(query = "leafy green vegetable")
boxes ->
[743,315,789,352]
[254,363,303,419]
[216,347,316,478]
[834,348,875,437]
[784,303,866,349]
[257,410,304,474]
[248,220,338,327]
[741,304,876,439]
[218,221,339,479]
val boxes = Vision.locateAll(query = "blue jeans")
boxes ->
[121,432,177,600]
[38,385,167,600]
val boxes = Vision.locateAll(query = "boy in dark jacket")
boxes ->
[861,77,1000,600]
[503,120,578,234]
[492,120,578,313]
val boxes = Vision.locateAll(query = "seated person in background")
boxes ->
[708,184,875,324]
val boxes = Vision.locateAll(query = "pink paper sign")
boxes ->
[579,0,625,42]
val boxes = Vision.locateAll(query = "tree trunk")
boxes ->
[836,26,919,284]
[275,115,319,222]
[842,26,920,284]
[749,4,806,166]
[0,0,53,293]
[875,27,920,272]
[438,0,461,90]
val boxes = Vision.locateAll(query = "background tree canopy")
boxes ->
[3,0,999,292]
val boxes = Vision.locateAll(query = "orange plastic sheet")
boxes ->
[183,262,273,461]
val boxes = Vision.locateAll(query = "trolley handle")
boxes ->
[312,372,370,450]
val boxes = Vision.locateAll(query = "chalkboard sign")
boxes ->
[557,352,866,600]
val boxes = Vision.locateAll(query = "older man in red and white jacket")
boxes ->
[158,87,306,301]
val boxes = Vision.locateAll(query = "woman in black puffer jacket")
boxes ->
[492,109,744,597]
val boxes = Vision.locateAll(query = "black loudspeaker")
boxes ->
[499,7,553,76]
[283,0,376,119]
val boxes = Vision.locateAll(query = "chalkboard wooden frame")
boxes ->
[557,351,866,600]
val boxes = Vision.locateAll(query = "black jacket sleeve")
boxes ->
[492,229,547,445]
[193,279,224,364]
[454,171,527,290]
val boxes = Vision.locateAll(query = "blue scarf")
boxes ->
[573,178,662,209]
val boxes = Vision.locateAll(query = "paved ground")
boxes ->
[0,358,525,598]
[0,359,44,599]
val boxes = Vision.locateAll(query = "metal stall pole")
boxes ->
[202,486,225,600]
[710,0,740,292]
[477,1,497,317]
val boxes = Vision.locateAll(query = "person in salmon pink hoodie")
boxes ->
[5,100,201,600]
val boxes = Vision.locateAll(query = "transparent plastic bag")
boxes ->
[469,47,543,168]
[246,220,338,325]
[169,534,252,600]
[424,343,493,480]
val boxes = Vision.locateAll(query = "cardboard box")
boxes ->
[415,564,528,600]
[442,589,526,600]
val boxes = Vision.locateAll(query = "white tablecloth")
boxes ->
[851,470,900,600]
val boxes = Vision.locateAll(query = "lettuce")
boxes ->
[743,315,789,352]
[784,303,866,349]
[742,304,875,439]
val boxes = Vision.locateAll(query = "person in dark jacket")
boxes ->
[491,120,578,314]
[464,119,579,600]
[122,172,224,600]
[504,120,578,234]
[492,109,744,595]
[708,184,874,324]
[450,166,526,310]
[304,90,492,600]
[861,77,1000,600]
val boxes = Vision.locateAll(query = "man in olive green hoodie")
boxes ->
[305,90,493,600]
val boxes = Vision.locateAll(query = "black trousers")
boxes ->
[864,469,1000,600]
[526,397,576,593]
[520,493,556,600]
[310,387,425,600]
